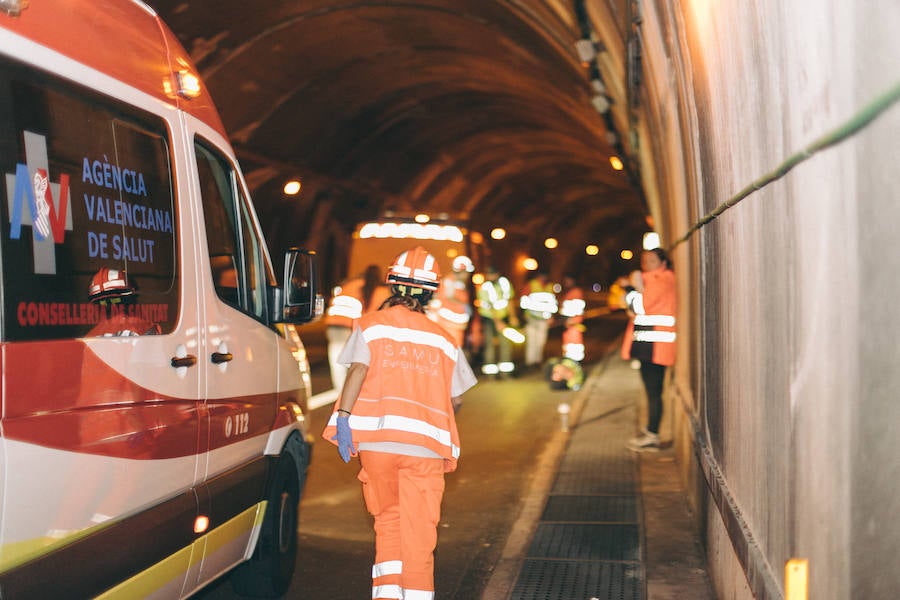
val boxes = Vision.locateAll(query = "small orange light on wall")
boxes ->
[544,237,558,249]
[490,228,506,240]
[620,249,634,260]
[585,245,599,256]
[283,180,302,195]
[609,156,624,171]
[522,258,538,271]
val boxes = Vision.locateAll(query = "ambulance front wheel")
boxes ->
[231,453,301,597]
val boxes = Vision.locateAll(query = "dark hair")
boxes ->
[647,247,672,271]
[380,285,431,313]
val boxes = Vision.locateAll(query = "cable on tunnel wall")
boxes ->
[670,79,900,250]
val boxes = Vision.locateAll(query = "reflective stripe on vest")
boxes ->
[327,295,363,319]
[559,298,585,317]
[633,330,676,343]
[373,560,403,578]
[362,323,458,360]
[338,413,460,459]
[520,291,558,316]
[633,314,675,327]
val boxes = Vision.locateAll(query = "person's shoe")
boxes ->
[627,431,660,451]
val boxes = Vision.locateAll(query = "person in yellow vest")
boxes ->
[477,265,519,377]
[322,246,477,600]
[619,248,677,451]
[427,255,474,348]
[325,265,391,390]
[519,271,558,371]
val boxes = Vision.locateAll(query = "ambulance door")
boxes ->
[187,128,280,581]
[0,56,200,597]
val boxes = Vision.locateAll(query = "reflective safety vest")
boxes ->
[519,279,558,320]
[478,276,514,320]
[559,285,586,361]
[325,277,390,329]
[621,268,676,366]
[322,305,463,472]
[428,275,471,346]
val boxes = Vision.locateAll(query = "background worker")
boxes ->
[618,248,677,451]
[325,264,391,390]
[558,273,586,363]
[428,254,475,349]
[477,265,518,378]
[519,270,557,371]
[322,246,477,600]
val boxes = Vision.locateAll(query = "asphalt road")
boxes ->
[197,311,628,599]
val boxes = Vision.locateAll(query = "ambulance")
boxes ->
[0,0,322,597]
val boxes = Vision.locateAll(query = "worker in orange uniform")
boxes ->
[558,273,586,362]
[428,255,475,348]
[322,246,478,600]
[325,264,391,390]
[618,247,677,451]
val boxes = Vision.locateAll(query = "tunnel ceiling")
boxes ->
[149,0,648,278]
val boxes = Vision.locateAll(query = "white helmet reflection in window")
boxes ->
[89,267,135,305]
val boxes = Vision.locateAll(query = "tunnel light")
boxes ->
[490,228,506,240]
[643,232,660,250]
[592,95,610,114]
[575,39,596,63]
[283,180,302,195]
[544,237,558,249]
[522,258,538,271]
[621,249,634,260]
[472,273,485,285]
[176,70,202,99]
[415,213,430,223]
[609,156,624,171]
[470,231,484,244]
[358,222,463,242]
[585,244,599,256]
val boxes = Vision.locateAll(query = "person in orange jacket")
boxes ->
[322,246,478,600]
[325,264,391,390]
[618,247,677,451]
[427,254,474,348]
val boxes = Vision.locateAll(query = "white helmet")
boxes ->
[452,255,474,273]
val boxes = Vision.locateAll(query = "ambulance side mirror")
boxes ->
[273,248,323,324]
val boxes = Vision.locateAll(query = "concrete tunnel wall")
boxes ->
[624,1,900,598]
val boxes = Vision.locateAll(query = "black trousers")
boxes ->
[639,362,666,434]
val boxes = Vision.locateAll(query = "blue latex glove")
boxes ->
[332,415,356,463]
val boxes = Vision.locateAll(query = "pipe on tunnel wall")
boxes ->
[630,0,900,598]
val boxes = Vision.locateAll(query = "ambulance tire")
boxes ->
[231,452,301,597]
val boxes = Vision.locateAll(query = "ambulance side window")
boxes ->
[0,58,179,341]
[195,140,269,321]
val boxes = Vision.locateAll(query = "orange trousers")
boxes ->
[358,451,445,600]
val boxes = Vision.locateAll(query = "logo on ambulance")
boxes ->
[5,131,72,275]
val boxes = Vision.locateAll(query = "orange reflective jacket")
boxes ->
[621,268,676,366]
[323,305,463,472]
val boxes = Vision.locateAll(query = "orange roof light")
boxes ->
[176,70,202,99]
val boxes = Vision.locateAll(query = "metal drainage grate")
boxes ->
[511,559,642,600]
[552,469,636,495]
[541,495,638,523]
[528,523,640,562]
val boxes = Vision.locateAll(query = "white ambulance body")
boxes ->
[0,0,321,597]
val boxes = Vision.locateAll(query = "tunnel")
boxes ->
[147,1,900,599]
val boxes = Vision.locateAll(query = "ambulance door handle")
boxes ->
[211,351,233,364]
[171,355,197,368]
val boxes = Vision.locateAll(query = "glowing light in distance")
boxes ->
[472,273,485,285]
[490,228,506,240]
[592,283,602,292]
[522,258,538,271]
[415,213,430,223]
[643,232,660,250]
[609,156,624,171]
[585,244,599,256]
[283,180,302,195]
[620,249,634,260]
[470,231,484,244]
[544,237,558,249]
[358,222,464,242]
